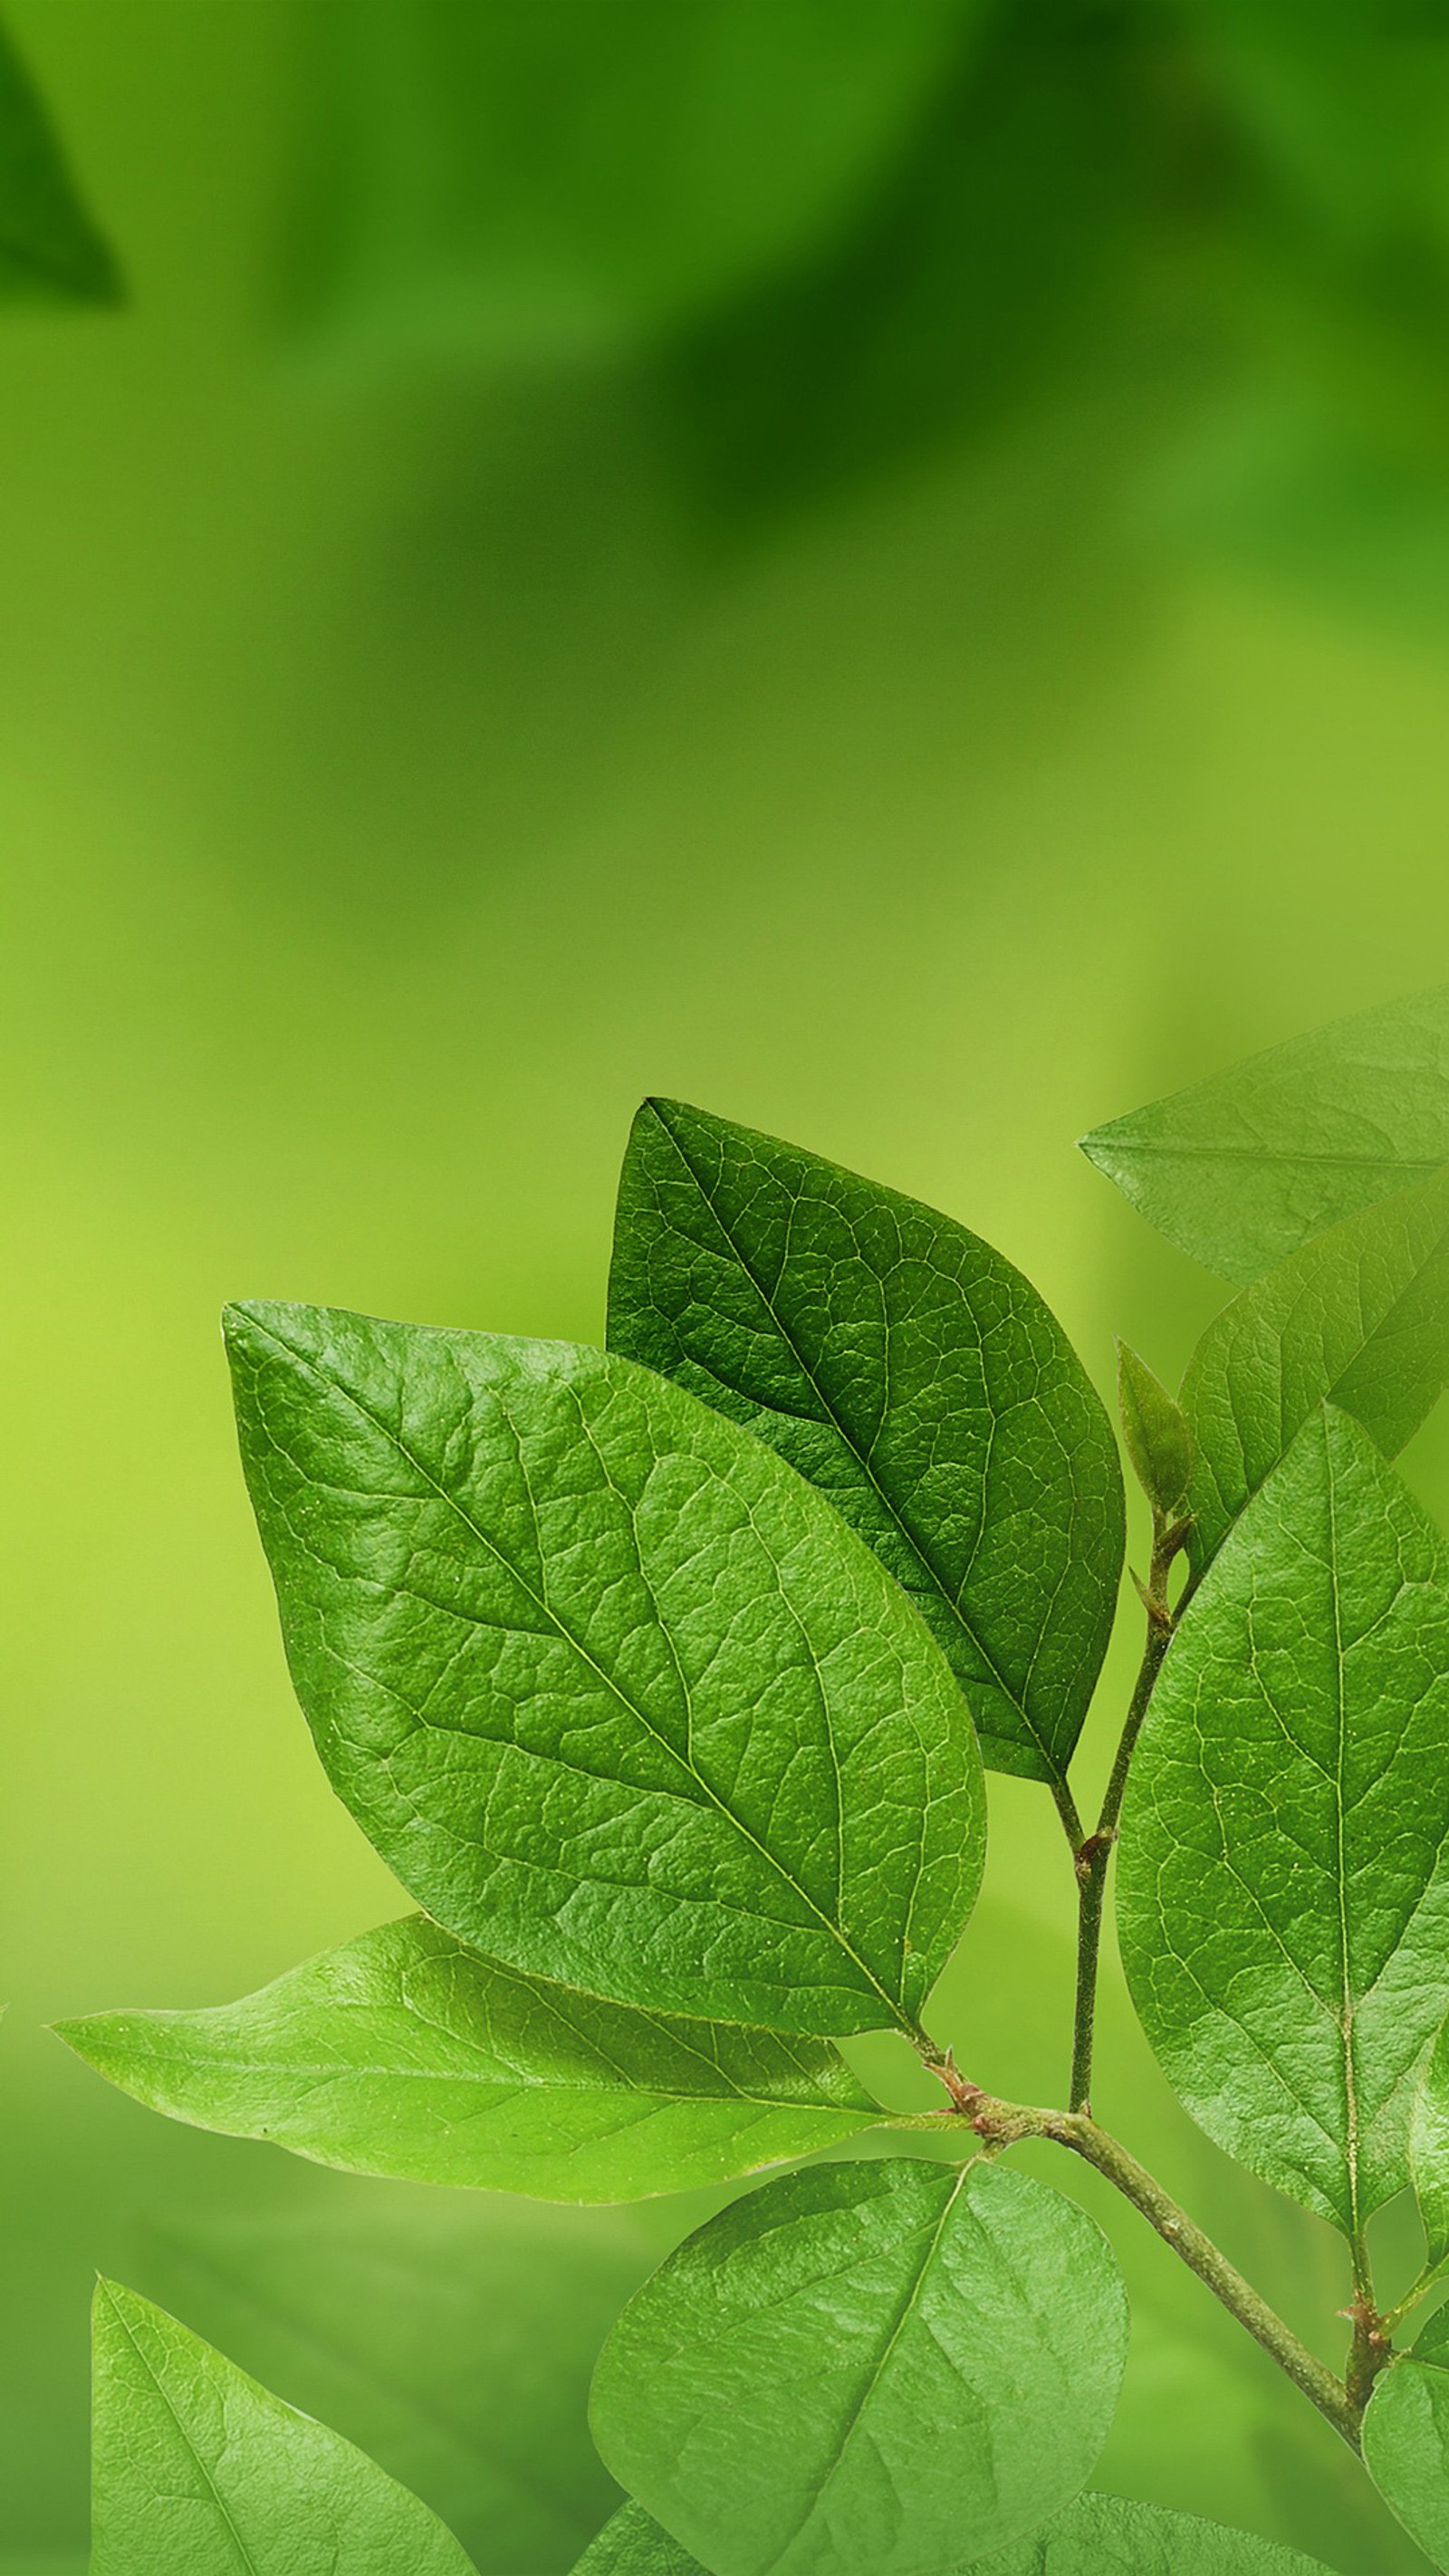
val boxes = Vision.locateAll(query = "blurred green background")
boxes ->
[8,1,1449,2565]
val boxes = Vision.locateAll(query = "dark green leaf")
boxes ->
[59,1915,880,2200]
[1118,1406,1449,2232]
[226,1302,984,2039]
[1116,1340,1193,1517]
[589,2157,1127,2576]
[974,2493,1341,2572]
[607,1100,1124,1788]
[283,0,981,364]
[0,22,119,305]
[1182,1165,1449,1568]
[1364,2318,1449,2572]
[1080,985,1449,1283]
[91,2279,475,2574]
[137,2194,654,2575]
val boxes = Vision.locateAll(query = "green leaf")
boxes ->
[0,21,120,305]
[1116,1340,1193,1517]
[1117,1405,1449,2232]
[58,1914,881,2201]
[974,2494,1341,2572]
[1080,985,1449,1283]
[589,2157,1127,2576]
[1182,1165,1449,1568]
[607,1099,1124,1788]
[135,2195,653,2575]
[571,2507,709,2575]
[1364,2313,1449,2572]
[282,0,982,365]
[1414,2009,1449,2272]
[91,2278,475,2574]
[226,1302,984,2040]
[572,2495,1340,2576]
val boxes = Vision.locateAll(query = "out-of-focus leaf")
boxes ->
[655,1,1149,527]
[974,2493,1342,2572]
[1176,3,1449,255]
[608,1100,1124,1790]
[226,1302,983,2040]
[1363,2304,1449,2570]
[0,20,119,305]
[1182,1166,1449,1567]
[571,2494,1340,2576]
[59,1916,880,2201]
[1118,1408,1449,2233]
[571,2509,708,2576]
[91,2280,475,2574]
[1080,985,1449,1282]
[138,2193,657,2576]
[590,2158,1127,2576]
[282,0,983,364]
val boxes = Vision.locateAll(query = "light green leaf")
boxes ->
[1415,2008,1449,2273]
[1182,1165,1449,1568]
[136,2194,654,2575]
[1364,2307,1449,2571]
[607,1100,1124,1788]
[1116,1340,1193,1517]
[572,2495,1340,2576]
[571,2506,709,2575]
[226,1303,983,2040]
[91,2279,475,2574]
[589,2157,1127,2576]
[58,1915,880,2201]
[1118,1405,1449,2232]
[1080,985,1449,1283]
[974,2493,1341,2571]
[282,0,981,365]
[0,21,119,305]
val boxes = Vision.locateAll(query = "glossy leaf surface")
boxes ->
[137,2195,652,2575]
[283,0,979,363]
[227,1303,983,2038]
[608,1099,1124,1786]
[590,2157,1127,2576]
[1080,985,1449,1283]
[60,1915,879,2200]
[1118,1407,1449,2231]
[1183,1167,1449,1568]
[1364,2305,1449,2572]
[91,2279,475,2574]
[0,22,119,304]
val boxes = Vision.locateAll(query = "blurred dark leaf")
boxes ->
[138,2191,661,2576]
[652,0,1183,528]
[281,0,985,364]
[0,17,120,306]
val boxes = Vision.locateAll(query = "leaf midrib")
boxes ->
[101,2286,264,2576]
[772,2170,970,2564]
[646,1107,1067,1785]
[89,2029,871,2118]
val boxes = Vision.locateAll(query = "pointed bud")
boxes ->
[1116,1339,1194,1516]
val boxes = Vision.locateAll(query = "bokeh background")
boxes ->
[7,2,1449,2566]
